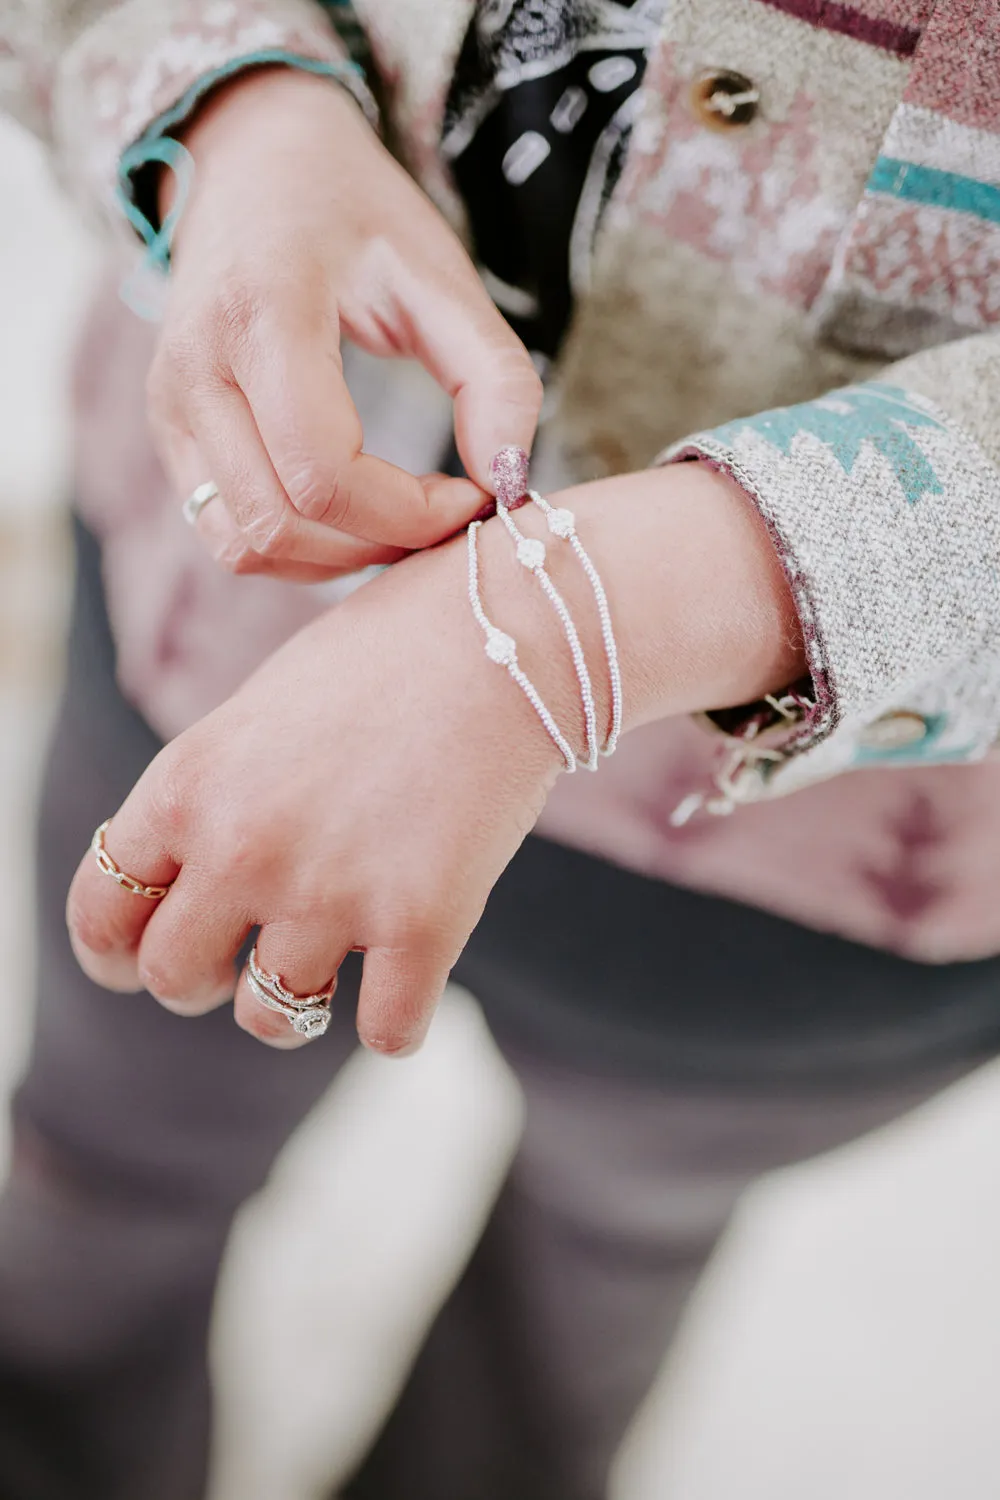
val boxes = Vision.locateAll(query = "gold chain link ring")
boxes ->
[91,820,172,900]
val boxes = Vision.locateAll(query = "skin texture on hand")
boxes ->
[66,461,804,1054]
[147,66,543,580]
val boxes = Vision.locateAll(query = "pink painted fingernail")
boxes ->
[490,446,530,510]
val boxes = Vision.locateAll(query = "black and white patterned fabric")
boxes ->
[443,0,666,365]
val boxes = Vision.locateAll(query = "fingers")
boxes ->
[69,794,454,1056]
[150,248,540,567]
[232,925,454,1056]
[356,943,453,1057]
[133,869,248,1015]
[66,785,183,994]
[230,316,492,549]
[233,920,349,1051]
[394,255,544,494]
[150,372,409,576]
[192,480,407,581]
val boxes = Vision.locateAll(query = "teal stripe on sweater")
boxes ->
[869,156,1000,225]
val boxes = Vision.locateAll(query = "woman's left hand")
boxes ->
[64,516,576,1052]
[65,463,803,1051]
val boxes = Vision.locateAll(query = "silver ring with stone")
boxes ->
[183,481,220,527]
[246,945,335,1040]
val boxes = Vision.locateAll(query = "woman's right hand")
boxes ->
[146,65,543,581]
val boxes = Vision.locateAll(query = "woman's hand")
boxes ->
[65,514,575,1052]
[66,462,803,1051]
[147,66,543,581]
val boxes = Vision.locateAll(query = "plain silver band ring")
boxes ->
[183,481,219,527]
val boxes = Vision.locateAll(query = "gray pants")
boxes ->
[0,523,978,1500]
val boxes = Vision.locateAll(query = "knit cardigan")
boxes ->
[3,0,1000,960]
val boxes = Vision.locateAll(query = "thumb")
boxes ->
[397,261,544,494]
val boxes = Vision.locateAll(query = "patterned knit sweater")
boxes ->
[2,0,1000,961]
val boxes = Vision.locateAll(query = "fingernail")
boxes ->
[363,1033,426,1059]
[489,446,529,509]
[236,1013,304,1049]
[156,986,233,1017]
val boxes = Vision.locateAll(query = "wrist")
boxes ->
[328,527,574,786]
[331,459,804,780]
[528,464,805,735]
[158,65,368,227]
[472,508,608,767]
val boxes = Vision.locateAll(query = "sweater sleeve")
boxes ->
[660,332,1000,808]
[0,0,376,243]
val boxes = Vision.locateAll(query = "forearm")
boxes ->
[157,64,371,231]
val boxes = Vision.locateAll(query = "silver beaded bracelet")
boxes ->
[470,446,623,774]
[527,491,623,758]
[467,520,577,773]
[494,498,601,771]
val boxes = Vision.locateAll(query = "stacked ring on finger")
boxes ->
[246,946,336,1040]
[91,820,173,900]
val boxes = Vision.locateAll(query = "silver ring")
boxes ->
[183,481,219,527]
[246,945,335,1040]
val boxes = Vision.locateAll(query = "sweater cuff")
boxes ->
[116,50,376,316]
[52,0,376,245]
[660,380,1000,807]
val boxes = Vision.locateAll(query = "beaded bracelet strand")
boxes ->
[527,490,623,757]
[478,445,623,773]
[467,520,577,773]
[493,498,601,771]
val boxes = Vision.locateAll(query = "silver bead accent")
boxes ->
[485,627,517,666]
[529,490,623,759]
[496,500,600,771]
[516,537,547,570]
[467,522,576,773]
[546,507,576,539]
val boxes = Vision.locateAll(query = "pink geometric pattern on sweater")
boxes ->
[65,0,352,211]
[837,193,1000,328]
[839,0,936,25]
[620,53,845,309]
[903,0,1000,131]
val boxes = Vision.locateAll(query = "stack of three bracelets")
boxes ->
[468,446,622,773]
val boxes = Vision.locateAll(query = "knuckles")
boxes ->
[203,278,268,359]
[154,278,268,388]
[496,350,545,417]
[243,504,301,561]
[284,459,352,529]
[208,824,266,883]
[66,899,120,959]
[217,537,266,576]
[390,904,454,956]
[144,756,194,844]
[135,958,182,1003]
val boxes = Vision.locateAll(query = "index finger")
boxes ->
[231,312,488,549]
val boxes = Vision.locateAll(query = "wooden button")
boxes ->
[690,69,760,130]
[858,711,929,751]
